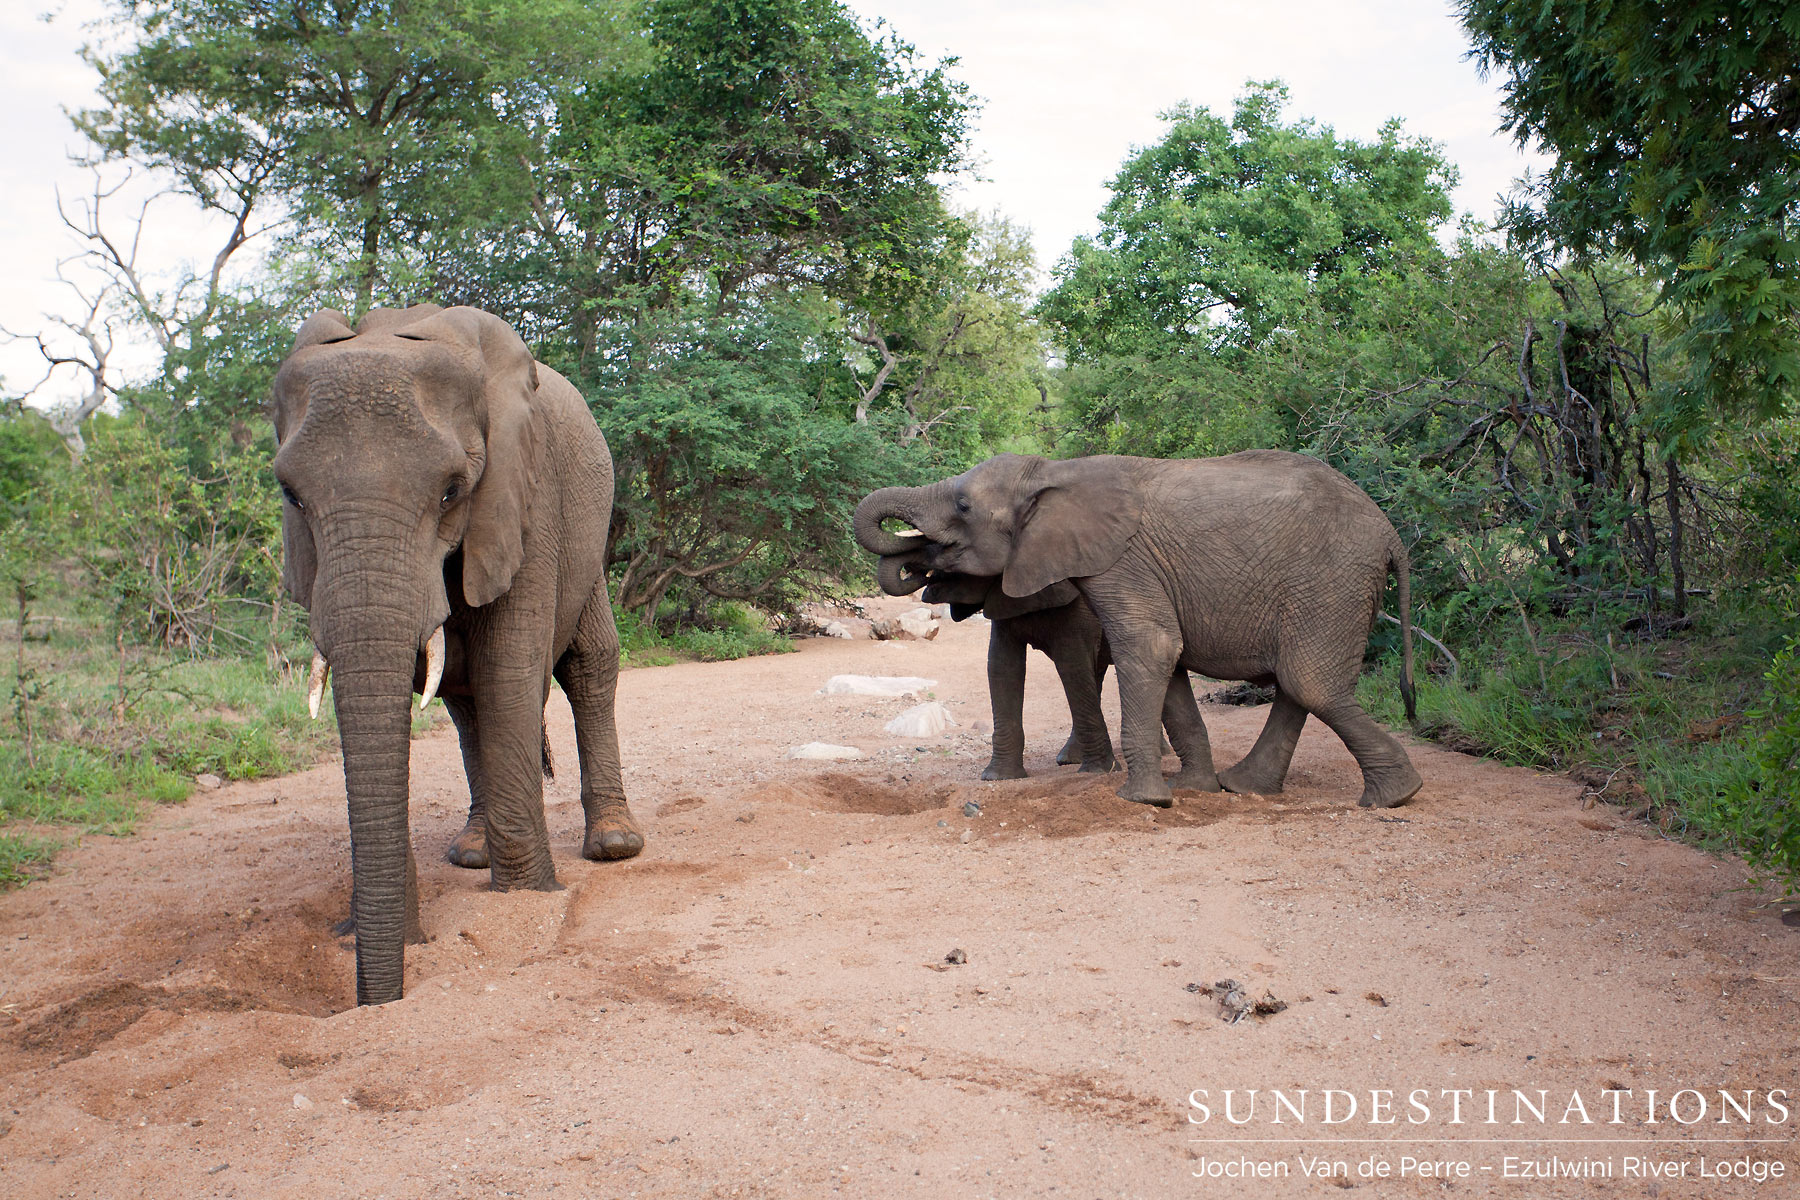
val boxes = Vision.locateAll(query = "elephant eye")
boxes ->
[441,482,461,508]
[280,483,304,511]
[955,495,971,514]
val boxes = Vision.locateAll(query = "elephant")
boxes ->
[896,570,1198,782]
[853,449,1420,809]
[271,303,644,1005]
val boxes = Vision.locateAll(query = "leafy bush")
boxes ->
[62,417,281,650]
[1695,585,1800,888]
[589,296,946,623]
[612,600,793,667]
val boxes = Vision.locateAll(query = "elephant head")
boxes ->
[919,571,1083,623]
[852,454,1143,601]
[270,303,541,1005]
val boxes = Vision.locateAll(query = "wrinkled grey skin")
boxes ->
[854,450,1419,809]
[912,572,1194,781]
[272,304,644,1005]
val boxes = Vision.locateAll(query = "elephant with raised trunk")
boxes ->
[272,304,644,1005]
[854,449,1420,809]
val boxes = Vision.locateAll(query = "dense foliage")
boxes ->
[1459,0,1800,436]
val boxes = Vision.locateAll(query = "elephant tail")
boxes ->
[541,718,556,781]
[1390,537,1417,724]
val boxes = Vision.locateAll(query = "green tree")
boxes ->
[1460,0,1800,434]
[847,211,1050,459]
[79,0,615,311]
[436,0,972,355]
[1038,83,1458,462]
[591,293,939,621]
[1039,82,1455,361]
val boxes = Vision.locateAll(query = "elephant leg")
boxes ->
[982,622,1030,780]
[1048,639,1115,773]
[1218,689,1308,795]
[1107,636,1181,807]
[469,666,558,892]
[443,695,491,868]
[1160,670,1219,791]
[1284,671,1423,809]
[557,587,645,861]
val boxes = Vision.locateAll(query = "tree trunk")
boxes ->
[354,174,384,315]
[1665,457,1687,619]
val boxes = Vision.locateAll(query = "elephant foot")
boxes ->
[489,863,562,892]
[447,820,489,869]
[1218,762,1288,796]
[1357,762,1424,809]
[583,800,645,861]
[1168,766,1221,793]
[1055,736,1080,766]
[1117,775,1174,808]
[980,759,1028,781]
[1076,754,1118,774]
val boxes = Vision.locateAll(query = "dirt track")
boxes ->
[1,596,1795,1198]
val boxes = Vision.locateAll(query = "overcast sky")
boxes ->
[1,0,1548,410]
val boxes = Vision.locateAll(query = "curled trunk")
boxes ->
[853,485,934,557]
[877,553,930,596]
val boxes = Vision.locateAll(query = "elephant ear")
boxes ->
[271,308,351,609]
[982,579,1080,621]
[1002,457,1141,598]
[392,306,542,607]
[281,505,317,609]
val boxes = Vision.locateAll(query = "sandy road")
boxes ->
[1,596,1795,1199]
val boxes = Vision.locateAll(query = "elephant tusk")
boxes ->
[307,653,330,720]
[419,626,445,709]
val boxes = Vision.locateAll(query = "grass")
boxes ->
[1358,595,1794,887]
[0,833,57,889]
[615,600,794,667]
[1,605,343,888]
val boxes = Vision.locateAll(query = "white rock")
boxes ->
[929,604,952,619]
[194,773,223,790]
[820,620,853,639]
[293,1094,313,1110]
[896,613,939,639]
[817,675,937,697]
[885,702,958,738]
[787,742,866,760]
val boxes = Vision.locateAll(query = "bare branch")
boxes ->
[849,320,899,423]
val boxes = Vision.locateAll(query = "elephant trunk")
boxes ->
[332,637,419,1005]
[312,538,430,1007]
[853,486,935,557]
[877,553,930,596]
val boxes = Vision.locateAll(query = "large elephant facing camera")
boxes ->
[854,449,1420,808]
[272,304,644,1006]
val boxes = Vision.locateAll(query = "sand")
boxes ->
[2,596,1794,1198]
